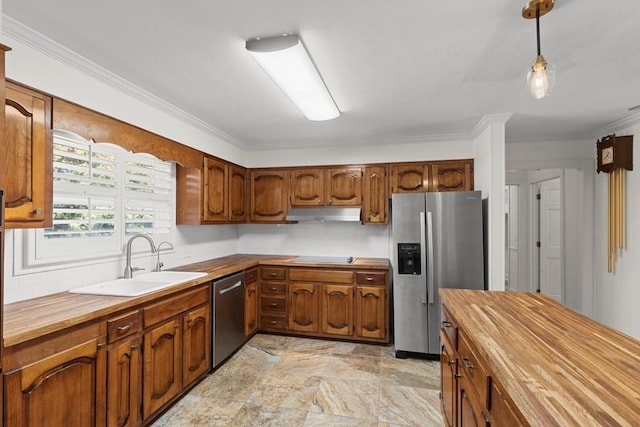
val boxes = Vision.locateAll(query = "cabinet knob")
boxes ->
[131,344,139,351]
[32,208,44,215]
[462,357,475,370]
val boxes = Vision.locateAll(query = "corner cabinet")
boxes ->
[202,156,248,224]
[3,81,53,228]
[250,170,289,222]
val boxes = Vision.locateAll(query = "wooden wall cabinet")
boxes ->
[3,81,53,228]
[362,165,388,224]
[203,156,228,222]
[250,170,289,222]
[3,322,106,427]
[229,164,248,222]
[244,268,259,337]
[429,160,473,192]
[290,168,325,206]
[325,167,362,206]
[391,160,473,194]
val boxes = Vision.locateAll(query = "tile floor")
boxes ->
[153,334,443,426]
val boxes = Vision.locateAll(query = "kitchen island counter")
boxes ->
[440,289,640,426]
[4,254,389,347]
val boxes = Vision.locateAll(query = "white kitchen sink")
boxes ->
[69,271,208,297]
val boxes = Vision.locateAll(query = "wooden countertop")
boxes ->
[440,289,640,426]
[4,254,389,347]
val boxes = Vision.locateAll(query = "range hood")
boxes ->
[285,206,362,222]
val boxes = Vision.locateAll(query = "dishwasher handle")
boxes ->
[217,280,243,295]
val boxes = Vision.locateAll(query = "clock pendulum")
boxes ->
[596,134,633,272]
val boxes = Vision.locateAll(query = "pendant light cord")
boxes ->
[536,4,541,56]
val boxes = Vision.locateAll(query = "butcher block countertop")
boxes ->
[440,289,640,426]
[4,254,389,347]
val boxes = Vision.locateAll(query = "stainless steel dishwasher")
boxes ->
[213,271,245,367]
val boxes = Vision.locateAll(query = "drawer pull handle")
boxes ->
[131,344,139,351]
[442,320,452,327]
[366,277,374,281]
[462,357,475,370]
[269,320,277,325]
[269,287,278,291]
[269,303,278,307]
[117,322,133,334]
[270,272,278,277]
[448,359,455,366]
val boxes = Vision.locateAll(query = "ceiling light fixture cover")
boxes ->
[246,34,340,121]
[522,0,555,99]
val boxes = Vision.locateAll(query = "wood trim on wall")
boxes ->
[52,98,203,169]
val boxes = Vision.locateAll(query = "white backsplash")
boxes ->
[3,222,391,304]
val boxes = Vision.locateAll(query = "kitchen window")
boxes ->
[22,130,175,268]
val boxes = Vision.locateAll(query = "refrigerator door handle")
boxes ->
[427,211,435,304]
[419,211,427,304]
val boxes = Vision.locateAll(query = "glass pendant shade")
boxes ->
[526,54,555,99]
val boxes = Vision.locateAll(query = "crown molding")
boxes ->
[1,15,245,148]
[598,111,640,137]
[469,113,513,140]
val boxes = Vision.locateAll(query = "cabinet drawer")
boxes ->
[458,332,490,408]
[290,269,353,283]
[261,267,287,281]
[261,282,287,295]
[246,268,258,283]
[261,296,287,313]
[144,285,210,328]
[107,310,142,344]
[260,314,287,330]
[441,306,458,348]
[355,271,386,286]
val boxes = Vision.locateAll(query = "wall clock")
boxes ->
[596,134,633,272]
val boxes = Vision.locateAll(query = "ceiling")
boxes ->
[3,1,640,151]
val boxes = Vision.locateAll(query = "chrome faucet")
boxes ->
[154,241,174,272]
[123,234,157,278]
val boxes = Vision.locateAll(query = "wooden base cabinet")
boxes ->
[244,268,259,337]
[288,282,319,333]
[320,284,353,336]
[4,333,106,427]
[142,285,210,421]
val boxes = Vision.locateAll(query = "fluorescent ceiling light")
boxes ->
[246,34,340,121]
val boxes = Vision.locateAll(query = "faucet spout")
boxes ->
[123,234,157,279]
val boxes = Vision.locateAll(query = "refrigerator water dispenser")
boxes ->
[397,243,421,275]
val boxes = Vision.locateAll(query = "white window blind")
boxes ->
[28,130,175,266]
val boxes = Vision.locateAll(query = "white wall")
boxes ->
[472,115,509,291]
[593,117,640,339]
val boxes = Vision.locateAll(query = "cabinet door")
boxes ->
[229,164,248,222]
[290,168,325,206]
[459,375,490,427]
[363,165,387,224]
[325,167,362,206]
[391,163,428,193]
[440,334,457,427]
[4,339,105,427]
[250,170,289,222]
[320,284,353,336]
[245,280,259,336]
[203,156,228,222]
[429,160,473,192]
[288,283,319,333]
[355,286,386,339]
[143,317,182,419]
[107,336,141,427]
[4,82,52,228]
[182,304,210,388]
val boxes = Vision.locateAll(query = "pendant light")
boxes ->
[522,0,555,99]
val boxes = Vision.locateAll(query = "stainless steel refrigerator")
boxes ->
[391,191,485,358]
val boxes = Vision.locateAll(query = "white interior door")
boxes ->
[539,178,562,302]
